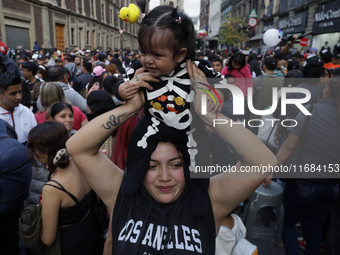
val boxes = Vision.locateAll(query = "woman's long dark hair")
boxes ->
[227,52,246,72]
[27,121,70,173]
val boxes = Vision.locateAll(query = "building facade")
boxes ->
[0,0,141,51]
[201,0,340,54]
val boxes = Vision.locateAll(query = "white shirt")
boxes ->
[0,104,37,143]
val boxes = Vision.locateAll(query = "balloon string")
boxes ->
[261,45,268,63]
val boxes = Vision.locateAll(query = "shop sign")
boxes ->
[313,1,340,34]
[277,12,307,33]
[263,20,274,32]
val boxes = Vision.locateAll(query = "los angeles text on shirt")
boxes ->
[118,219,203,253]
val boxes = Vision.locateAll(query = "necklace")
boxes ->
[50,167,60,178]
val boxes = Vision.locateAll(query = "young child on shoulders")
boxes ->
[112,6,228,184]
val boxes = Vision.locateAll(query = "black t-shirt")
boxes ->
[111,184,216,255]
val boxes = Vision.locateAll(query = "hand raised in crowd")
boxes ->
[186,59,223,114]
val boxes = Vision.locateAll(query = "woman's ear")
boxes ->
[177,48,188,63]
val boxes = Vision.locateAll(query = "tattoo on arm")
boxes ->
[101,113,127,130]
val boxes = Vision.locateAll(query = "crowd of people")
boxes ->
[0,5,340,255]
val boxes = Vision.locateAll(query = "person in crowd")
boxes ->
[66,55,276,254]
[287,60,300,71]
[85,67,111,97]
[291,53,304,72]
[274,61,328,147]
[73,61,93,94]
[37,55,46,67]
[64,57,75,74]
[35,82,87,130]
[211,58,223,73]
[33,41,39,53]
[37,65,48,81]
[87,90,116,159]
[221,51,253,97]
[265,77,340,255]
[323,51,340,70]
[47,49,58,67]
[0,118,31,255]
[0,74,36,144]
[37,65,87,113]
[21,62,42,93]
[74,55,82,76]
[105,63,119,76]
[273,52,289,80]
[0,42,21,77]
[248,53,262,77]
[102,75,122,106]
[27,121,102,255]
[95,53,106,67]
[50,102,76,136]
[111,58,126,75]
[247,57,283,134]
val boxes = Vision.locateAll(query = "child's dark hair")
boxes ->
[27,121,70,173]
[51,102,73,119]
[227,52,246,72]
[139,6,195,60]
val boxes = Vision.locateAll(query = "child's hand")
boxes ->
[118,81,139,100]
[132,67,159,90]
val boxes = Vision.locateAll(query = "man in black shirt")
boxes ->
[73,61,93,94]
[21,62,41,92]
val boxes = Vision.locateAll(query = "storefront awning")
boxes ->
[249,33,263,41]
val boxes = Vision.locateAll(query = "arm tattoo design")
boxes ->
[101,113,127,130]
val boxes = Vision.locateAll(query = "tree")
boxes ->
[219,17,247,46]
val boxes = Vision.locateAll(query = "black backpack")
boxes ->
[0,119,32,215]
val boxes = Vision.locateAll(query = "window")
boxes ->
[115,10,119,26]
[110,9,113,25]
[91,0,94,17]
[98,33,101,46]
[102,3,105,21]
[78,0,82,13]
[87,31,90,45]
[56,0,61,7]
[71,28,75,45]
[169,1,174,7]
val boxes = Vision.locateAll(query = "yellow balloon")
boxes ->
[118,4,140,24]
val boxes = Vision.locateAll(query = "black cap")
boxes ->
[231,47,239,54]
[263,57,277,70]
[37,55,45,60]
[274,52,289,60]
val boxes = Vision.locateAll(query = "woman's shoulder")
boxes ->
[35,111,46,124]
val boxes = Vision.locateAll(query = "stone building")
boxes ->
[0,0,142,51]
[159,0,184,12]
